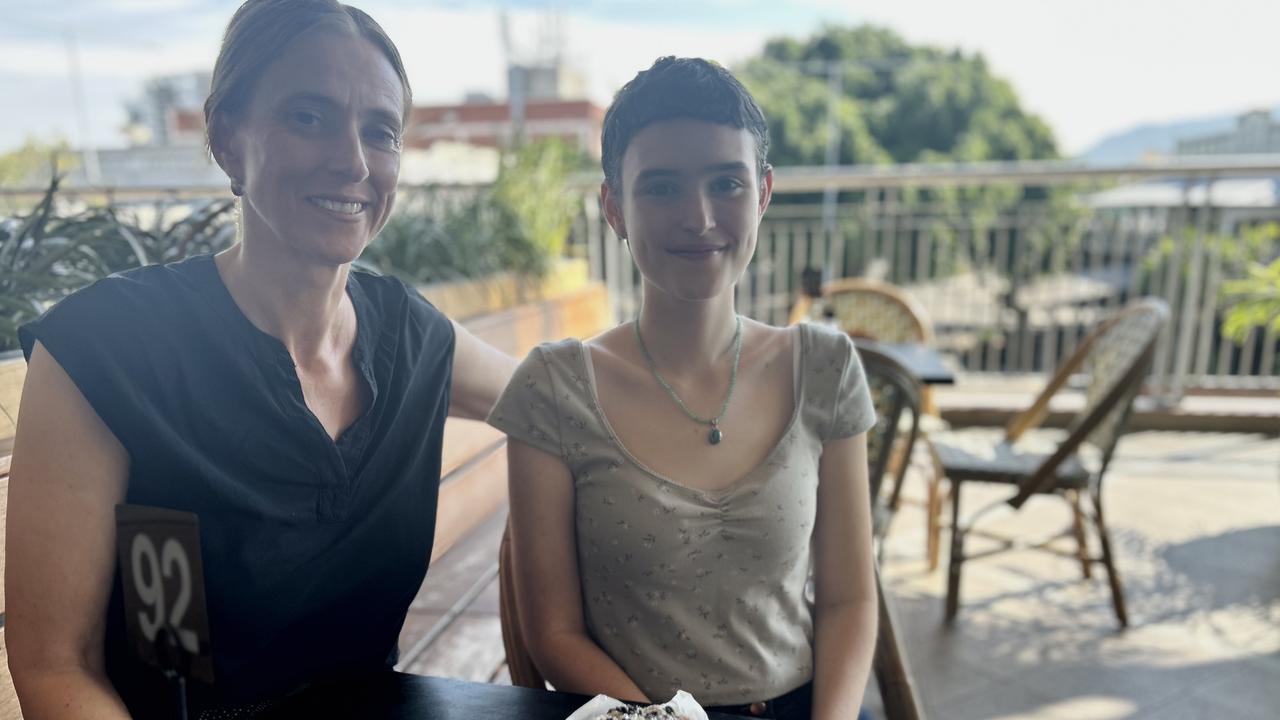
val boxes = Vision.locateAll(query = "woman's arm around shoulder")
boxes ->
[448,320,517,420]
[6,342,132,719]
[506,439,648,701]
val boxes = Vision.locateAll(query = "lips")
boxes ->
[307,196,368,215]
[668,245,729,258]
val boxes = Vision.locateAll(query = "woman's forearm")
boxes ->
[12,666,132,720]
[531,630,650,703]
[812,598,878,720]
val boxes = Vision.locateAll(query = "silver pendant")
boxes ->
[708,427,723,445]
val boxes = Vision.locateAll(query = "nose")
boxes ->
[328,123,370,184]
[680,190,715,235]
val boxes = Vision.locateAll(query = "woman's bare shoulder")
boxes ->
[742,318,800,364]
[583,324,634,362]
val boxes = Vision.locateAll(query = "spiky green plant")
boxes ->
[0,177,239,351]
[0,177,123,350]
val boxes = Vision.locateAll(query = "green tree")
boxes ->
[738,25,1058,165]
[739,25,1068,287]
[738,59,887,167]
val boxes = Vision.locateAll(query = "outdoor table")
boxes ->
[262,671,752,719]
[857,340,956,385]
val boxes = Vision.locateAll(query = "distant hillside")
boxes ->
[1079,104,1280,165]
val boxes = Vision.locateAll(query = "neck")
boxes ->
[214,240,352,363]
[636,283,739,375]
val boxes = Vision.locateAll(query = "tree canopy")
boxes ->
[738,25,1058,166]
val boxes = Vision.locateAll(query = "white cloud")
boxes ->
[104,0,202,12]
[564,15,773,104]
[351,5,774,106]
[0,37,216,79]
[358,5,509,103]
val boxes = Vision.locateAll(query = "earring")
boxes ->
[230,179,243,197]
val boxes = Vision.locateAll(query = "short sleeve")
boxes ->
[486,346,564,459]
[827,333,878,441]
[18,276,157,451]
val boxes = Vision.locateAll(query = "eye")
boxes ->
[367,126,403,149]
[642,182,679,198]
[291,110,322,128]
[711,176,746,194]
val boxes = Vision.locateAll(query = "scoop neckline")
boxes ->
[577,323,807,504]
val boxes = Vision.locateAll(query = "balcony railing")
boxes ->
[574,157,1280,398]
[5,157,1277,397]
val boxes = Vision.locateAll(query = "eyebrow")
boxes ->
[280,92,402,129]
[704,161,752,174]
[634,162,751,182]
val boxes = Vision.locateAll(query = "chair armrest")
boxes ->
[1007,343,1154,508]
[1004,325,1105,443]
[873,565,926,720]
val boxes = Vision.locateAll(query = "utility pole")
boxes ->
[821,61,843,281]
[499,10,526,148]
[65,27,101,185]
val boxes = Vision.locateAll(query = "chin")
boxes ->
[663,278,739,304]
[296,234,370,267]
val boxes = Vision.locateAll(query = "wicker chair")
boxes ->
[789,278,934,345]
[931,298,1169,628]
[792,278,948,569]
[498,345,929,719]
[856,342,924,543]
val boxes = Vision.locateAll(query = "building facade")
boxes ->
[1176,110,1280,156]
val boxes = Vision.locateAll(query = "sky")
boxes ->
[0,0,1276,157]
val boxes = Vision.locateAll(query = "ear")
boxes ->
[600,180,628,240]
[757,164,774,218]
[208,112,244,186]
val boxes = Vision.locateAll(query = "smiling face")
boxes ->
[603,118,772,303]
[213,28,404,266]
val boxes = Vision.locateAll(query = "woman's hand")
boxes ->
[7,343,132,719]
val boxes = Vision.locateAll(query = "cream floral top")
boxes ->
[488,323,875,705]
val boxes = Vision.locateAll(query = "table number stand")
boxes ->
[116,504,215,720]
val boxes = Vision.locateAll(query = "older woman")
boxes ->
[5,1,513,718]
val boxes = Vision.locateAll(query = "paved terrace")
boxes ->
[879,429,1279,720]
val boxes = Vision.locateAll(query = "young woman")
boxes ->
[490,58,878,720]
[5,2,513,717]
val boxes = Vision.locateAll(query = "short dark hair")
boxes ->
[601,56,769,193]
[205,0,412,156]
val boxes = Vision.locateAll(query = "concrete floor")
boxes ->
[876,430,1280,720]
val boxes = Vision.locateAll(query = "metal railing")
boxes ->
[574,157,1280,397]
[6,158,1278,396]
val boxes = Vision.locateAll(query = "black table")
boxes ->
[858,341,955,385]
[262,671,750,719]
